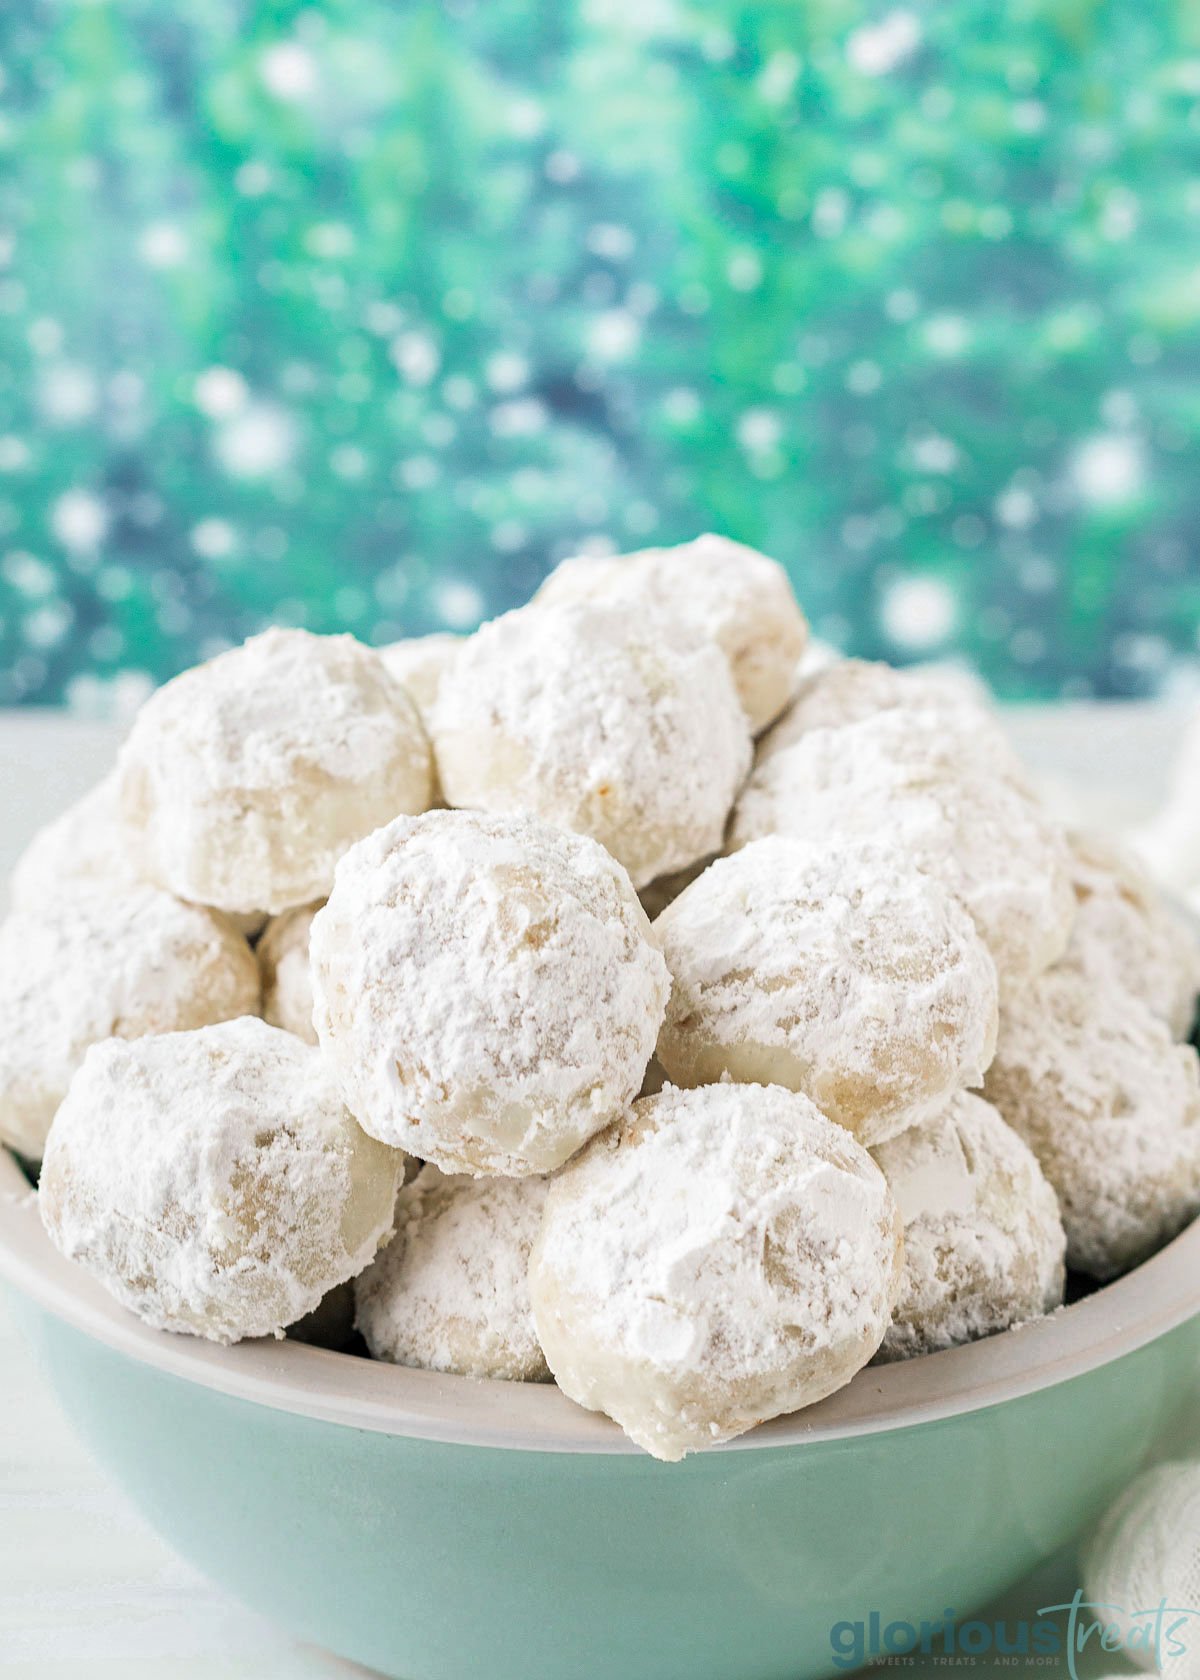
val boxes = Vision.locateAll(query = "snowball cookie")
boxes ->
[530,1083,902,1460]
[1059,829,1200,1039]
[39,1018,401,1342]
[729,709,1075,993]
[0,887,260,1160]
[258,902,322,1044]
[654,837,998,1147]
[871,1092,1066,1362]
[8,773,139,911]
[379,632,464,715]
[1083,1461,1200,1673]
[310,809,671,1176]
[431,599,752,888]
[115,628,434,916]
[534,534,808,732]
[355,1165,550,1381]
[756,657,1014,769]
[984,968,1200,1279]
[8,774,267,938]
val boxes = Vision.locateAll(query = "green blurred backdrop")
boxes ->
[2,0,1200,711]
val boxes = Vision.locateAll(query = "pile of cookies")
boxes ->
[4,534,1200,1462]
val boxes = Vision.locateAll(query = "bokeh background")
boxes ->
[2,0,1200,714]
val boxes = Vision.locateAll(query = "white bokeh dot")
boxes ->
[434,579,485,629]
[215,404,296,479]
[51,489,108,553]
[260,41,318,102]
[881,574,958,652]
[193,367,249,420]
[138,222,188,270]
[1071,433,1145,506]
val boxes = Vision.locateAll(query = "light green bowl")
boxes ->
[2,1145,1198,1680]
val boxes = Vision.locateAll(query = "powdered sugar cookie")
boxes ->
[39,1017,401,1342]
[757,658,1013,767]
[310,809,670,1177]
[431,600,751,889]
[258,902,322,1044]
[432,599,753,887]
[654,837,998,1146]
[535,534,807,732]
[116,629,433,915]
[529,1082,903,1461]
[1083,1462,1200,1674]
[379,632,464,714]
[1058,829,1200,1039]
[0,886,260,1160]
[355,1165,549,1381]
[729,709,1075,992]
[8,773,140,910]
[9,775,268,938]
[871,1091,1066,1361]
[984,968,1200,1278]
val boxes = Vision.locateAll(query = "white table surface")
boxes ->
[0,703,1188,1680]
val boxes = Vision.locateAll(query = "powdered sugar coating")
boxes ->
[654,837,999,1146]
[1083,1462,1200,1676]
[984,967,1200,1279]
[0,886,261,1160]
[529,1082,903,1461]
[1058,829,1200,1039]
[116,629,434,915]
[431,599,752,888]
[258,902,322,1044]
[9,772,266,939]
[757,658,1017,769]
[729,709,1075,993]
[871,1091,1066,1361]
[9,773,140,910]
[534,535,807,733]
[379,632,464,714]
[355,1164,550,1381]
[39,1018,401,1343]
[310,809,671,1177]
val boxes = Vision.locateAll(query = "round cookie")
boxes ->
[984,967,1200,1279]
[379,632,464,714]
[1058,829,1200,1039]
[1083,1462,1200,1674]
[871,1091,1066,1361]
[757,657,1014,768]
[39,1017,402,1343]
[310,809,671,1177]
[0,886,261,1160]
[9,773,139,910]
[534,534,808,732]
[729,708,1075,993]
[9,776,268,938]
[431,599,752,888]
[529,1082,903,1461]
[258,902,322,1045]
[355,1165,550,1381]
[654,837,998,1146]
[116,628,433,915]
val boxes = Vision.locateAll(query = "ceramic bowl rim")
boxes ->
[2,1146,1198,1455]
